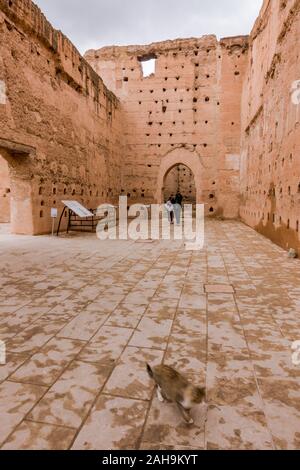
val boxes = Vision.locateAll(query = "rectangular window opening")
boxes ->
[138,55,157,78]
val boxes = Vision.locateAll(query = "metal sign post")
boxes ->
[51,208,58,236]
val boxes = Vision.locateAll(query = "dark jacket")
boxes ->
[175,193,183,206]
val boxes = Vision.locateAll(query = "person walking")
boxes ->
[165,195,175,224]
[174,191,183,225]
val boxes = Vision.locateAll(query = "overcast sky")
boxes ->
[34,0,263,54]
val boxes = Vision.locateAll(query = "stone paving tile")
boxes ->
[145,301,177,320]
[164,332,207,383]
[140,443,200,450]
[9,337,85,386]
[205,405,274,450]
[43,299,90,318]
[0,381,47,446]
[84,295,124,313]
[6,321,66,354]
[28,361,112,428]
[78,326,133,365]
[103,346,164,400]
[207,294,247,353]
[124,289,156,306]
[0,307,53,342]
[179,291,207,310]
[251,350,300,379]
[155,284,183,300]
[257,378,300,450]
[136,278,164,290]
[205,284,235,294]
[143,397,205,448]
[208,323,247,353]
[0,299,30,308]
[71,396,148,450]
[173,308,206,336]
[206,351,254,388]
[129,316,173,350]
[0,353,29,383]
[1,421,77,450]
[105,304,147,329]
[150,295,179,308]
[57,311,109,341]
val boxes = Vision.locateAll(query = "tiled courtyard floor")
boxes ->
[0,220,299,450]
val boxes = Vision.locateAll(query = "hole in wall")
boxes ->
[138,55,157,78]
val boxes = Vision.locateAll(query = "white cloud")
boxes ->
[34,0,263,54]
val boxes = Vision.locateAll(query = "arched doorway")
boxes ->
[155,147,204,204]
[163,164,196,204]
[0,139,35,235]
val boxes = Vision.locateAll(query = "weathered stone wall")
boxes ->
[0,0,124,234]
[85,35,248,218]
[240,0,300,252]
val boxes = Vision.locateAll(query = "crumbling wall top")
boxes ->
[85,34,250,61]
[85,35,219,61]
[0,0,119,107]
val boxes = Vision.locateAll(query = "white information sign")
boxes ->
[62,201,94,218]
[51,208,58,218]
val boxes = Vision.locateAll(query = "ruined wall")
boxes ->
[85,35,248,218]
[2,0,298,248]
[0,154,10,222]
[240,0,300,252]
[0,0,124,234]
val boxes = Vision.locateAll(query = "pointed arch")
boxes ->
[155,147,204,204]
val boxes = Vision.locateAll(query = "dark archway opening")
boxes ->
[162,164,196,204]
[0,138,35,235]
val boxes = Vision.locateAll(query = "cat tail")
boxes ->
[146,363,154,378]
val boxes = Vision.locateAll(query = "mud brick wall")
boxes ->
[240,0,300,252]
[85,35,249,218]
[0,0,125,234]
